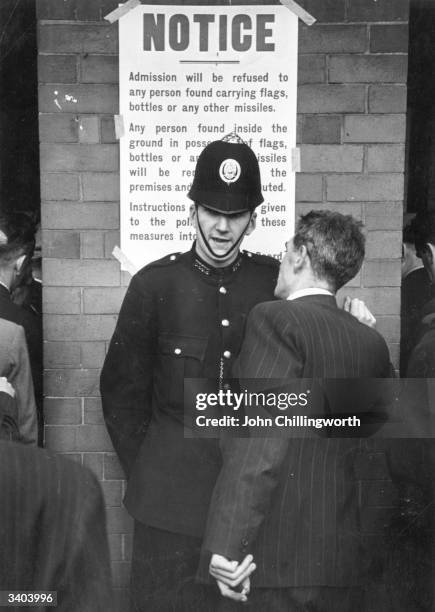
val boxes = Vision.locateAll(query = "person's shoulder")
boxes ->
[0,441,52,481]
[54,453,103,496]
[0,320,27,363]
[243,250,280,270]
[0,442,104,519]
[348,314,390,354]
[407,327,435,376]
[366,324,389,348]
[134,251,186,279]
[250,299,285,319]
[128,252,189,293]
[412,322,435,351]
[0,317,23,340]
[0,441,102,494]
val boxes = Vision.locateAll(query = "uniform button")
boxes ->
[219,286,227,295]
[174,348,181,355]
[241,538,249,547]
[223,383,230,391]
[170,255,176,261]
[247,252,252,258]
[223,350,231,359]
[221,319,230,327]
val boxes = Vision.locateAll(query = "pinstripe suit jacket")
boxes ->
[0,441,113,611]
[202,295,392,587]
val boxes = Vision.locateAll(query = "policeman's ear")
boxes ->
[244,212,257,236]
[189,203,197,226]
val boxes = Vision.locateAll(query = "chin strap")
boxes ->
[196,206,253,259]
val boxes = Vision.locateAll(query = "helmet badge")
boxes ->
[219,159,241,185]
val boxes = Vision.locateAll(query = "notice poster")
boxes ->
[119,4,298,269]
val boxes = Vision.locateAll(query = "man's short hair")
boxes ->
[403,218,418,245]
[410,211,435,257]
[0,213,36,264]
[293,210,365,291]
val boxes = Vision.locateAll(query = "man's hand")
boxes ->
[216,576,251,603]
[0,377,15,397]
[209,553,256,602]
[343,296,376,328]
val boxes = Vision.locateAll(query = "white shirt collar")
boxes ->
[287,288,334,301]
[0,281,10,292]
[403,263,424,279]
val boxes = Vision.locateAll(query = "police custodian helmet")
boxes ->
[188,132,264,215]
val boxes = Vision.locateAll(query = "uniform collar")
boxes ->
[190,243,243,277]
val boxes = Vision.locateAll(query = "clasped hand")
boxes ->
[209,553,256,602]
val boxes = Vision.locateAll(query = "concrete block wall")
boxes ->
[37,0,408,606]
[297,0,408,367]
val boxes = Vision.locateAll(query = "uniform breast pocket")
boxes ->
[156,334,208,411]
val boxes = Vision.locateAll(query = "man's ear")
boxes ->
[189,203,197,226]
[15,254,26,273]
[244,212,257,237]
[425,243,435,265]
[293,244,308,271]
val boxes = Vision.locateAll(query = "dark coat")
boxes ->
[400,267,433,375]
[406,297,435,378]
[100,247,279,537]
[202,295,392,587]
[0,441,113,611]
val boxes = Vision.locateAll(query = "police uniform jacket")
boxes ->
[101,245,278,537]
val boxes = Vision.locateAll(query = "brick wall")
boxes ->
[37,0,408,608]
[296,0,408,366]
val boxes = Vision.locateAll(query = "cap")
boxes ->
[188,133,263,214]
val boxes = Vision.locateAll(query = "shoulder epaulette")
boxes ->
[136,252,183,275]
[152,252,182,266]
[243,251,280,267]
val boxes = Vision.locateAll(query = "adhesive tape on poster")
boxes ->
[279,0,316,25]
[112,246,139,276]
[104,0,141,24]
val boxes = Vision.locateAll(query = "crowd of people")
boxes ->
[0,135,434,611]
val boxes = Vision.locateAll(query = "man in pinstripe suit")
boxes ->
[0,401,114,611]
[201,210,392,611]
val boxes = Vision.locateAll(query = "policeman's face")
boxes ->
[190,204,256,268]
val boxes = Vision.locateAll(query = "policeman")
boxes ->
[101,133,279,611]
